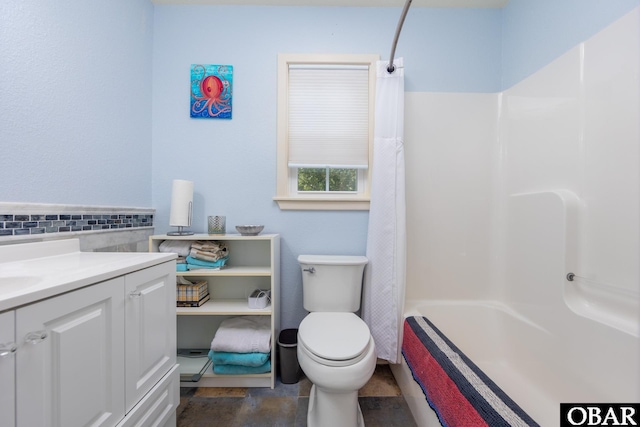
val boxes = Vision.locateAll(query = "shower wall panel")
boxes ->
[404,92,498,301]
[404,8,639,314]
[500,7,639,303]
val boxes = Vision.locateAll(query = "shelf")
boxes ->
[178,266,271,277]
[152,233,278,241]
[200,372,272,379]
[180,373,272,388]
[176,299,272,315]
[177,348,272,388]
[152,233,279,389]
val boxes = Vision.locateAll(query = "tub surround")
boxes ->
[396,8,640,427]
[508,190,639,337]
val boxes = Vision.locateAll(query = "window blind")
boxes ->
[287,65,370,169]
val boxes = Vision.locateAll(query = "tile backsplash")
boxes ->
[0,202,156,252]
[0,213,153,236]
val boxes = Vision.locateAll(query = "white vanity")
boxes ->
[0,238,178,427]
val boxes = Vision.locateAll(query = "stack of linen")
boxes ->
[158,240,229,271]
[158,240,191,271]
[186,241,229,270]
[208,316,271,375]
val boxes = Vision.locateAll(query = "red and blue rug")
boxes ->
[403,316,539,427]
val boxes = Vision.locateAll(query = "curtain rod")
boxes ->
[387,0,413,74]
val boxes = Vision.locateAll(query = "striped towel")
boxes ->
[402,316,539,427]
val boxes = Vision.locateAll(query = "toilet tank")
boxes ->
[298,255,368,312]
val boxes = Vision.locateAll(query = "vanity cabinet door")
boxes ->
[0,310,16,427]
[124,262,176,413]
[16,277,125,427]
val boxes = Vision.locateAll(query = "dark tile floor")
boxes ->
[177,364,417,427]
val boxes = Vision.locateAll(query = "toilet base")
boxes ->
[307,384,365,427]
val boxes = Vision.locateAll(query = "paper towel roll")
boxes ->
[169,179,193,227]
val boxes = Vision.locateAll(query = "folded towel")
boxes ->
[211,316,271,354]
[190,241,228,261]
[208,349,270,367]
[186,255,228,269]
[192,240,227,251]
[159,240,193,257]
[176,264,188,272]
[212,359,271,375]
[189,248,228,263]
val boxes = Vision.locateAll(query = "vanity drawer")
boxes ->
[118,365,179,427]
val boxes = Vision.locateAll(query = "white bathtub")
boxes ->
[390,299,640,427]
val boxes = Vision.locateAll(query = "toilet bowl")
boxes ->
[297,312,376,427]
[297,255,374,427]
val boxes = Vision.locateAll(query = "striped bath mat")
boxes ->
[402,316,539,427]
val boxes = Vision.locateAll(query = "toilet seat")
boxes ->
[298,312,372,367]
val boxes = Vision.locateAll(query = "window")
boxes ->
[274,54,378,210]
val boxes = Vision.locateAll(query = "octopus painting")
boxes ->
[190,64,233,119]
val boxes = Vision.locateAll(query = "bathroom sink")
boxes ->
[0,276,42,295]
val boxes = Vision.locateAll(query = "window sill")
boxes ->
[273,197,370,211]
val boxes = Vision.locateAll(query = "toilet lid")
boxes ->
[298,312,371,361]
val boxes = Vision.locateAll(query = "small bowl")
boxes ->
[236,225,264,236]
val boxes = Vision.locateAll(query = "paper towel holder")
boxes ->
[168,179,194,236]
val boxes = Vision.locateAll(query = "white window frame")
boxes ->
[274,53,378,211]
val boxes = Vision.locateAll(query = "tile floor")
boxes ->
[177,364,417,426]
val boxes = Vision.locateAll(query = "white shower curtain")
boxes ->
[362,58,406,364]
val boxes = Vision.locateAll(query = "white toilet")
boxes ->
[297,255,376,427]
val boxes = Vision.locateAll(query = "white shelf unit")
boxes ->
[149,233,280,388]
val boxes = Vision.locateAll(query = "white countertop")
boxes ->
[0,238,175,312]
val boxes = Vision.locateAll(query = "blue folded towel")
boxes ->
[212,359,271,375]
[176,263,188,272]
[186,255,228,269]
[208,350,270,367]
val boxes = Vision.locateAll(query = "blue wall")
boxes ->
[151,5,502,327]
[501,0,639,89]
[0,0,154,206]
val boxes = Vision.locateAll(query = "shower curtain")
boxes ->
[362,58,406,364]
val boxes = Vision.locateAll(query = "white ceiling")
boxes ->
[151,0,509,8]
